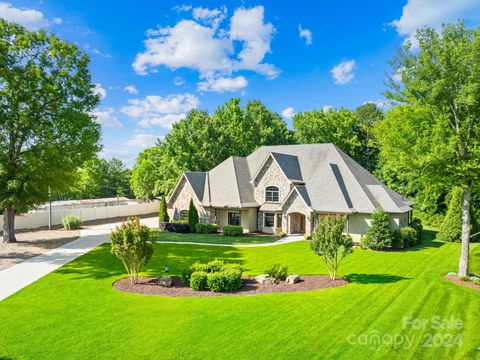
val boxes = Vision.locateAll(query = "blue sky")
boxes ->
[2,0,480,167]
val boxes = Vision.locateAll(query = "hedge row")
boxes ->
[195,223,217,234]
[223,225,243,237]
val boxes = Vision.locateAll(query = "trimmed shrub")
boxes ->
[206,272,225,292]
[188,199,199,233]
[160,222,190,233]
[159,196,169,223]
[207,269,242,292]
[205,259,225,273]
[195,223,217,234]
[361,207,394,250]
[391,230,405,249]
[279,231,286,237]
[438,187,463,242]
[392,226,418,249]
[304,234,311,240]
[62,215,81,230]
[410,218,423,242]
[265,263,288,280]
[110,217,154,284]
[182,260,243,291]
[223,225,243,236]
[190,271,208,291]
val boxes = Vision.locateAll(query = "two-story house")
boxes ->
[166,143,413,241]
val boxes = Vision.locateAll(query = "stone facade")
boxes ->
[253,157,291,205]
[281,190,312,234]
[168,177,207,221]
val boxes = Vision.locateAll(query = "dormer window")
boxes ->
[265,186,279,202]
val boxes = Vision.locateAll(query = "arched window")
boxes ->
[265,186,279,202]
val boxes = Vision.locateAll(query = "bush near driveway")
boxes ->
[223,225,243,236]
[110,217,154,284]
[159,222,190,233]
[62,215,81,230]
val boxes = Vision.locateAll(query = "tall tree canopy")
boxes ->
[377,22,480,276]
[131,98,294,199]
[292,105,383,171]
[0,20,101,243]
[64,157,131,199]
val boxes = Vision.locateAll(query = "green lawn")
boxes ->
[151,229,279,244]
[0,231,479,359]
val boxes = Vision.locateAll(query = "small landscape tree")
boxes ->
[438,187,463,242]
[361,207,394,250]
[188,199,199,233]
[310,215,353,280]
[110,217,154,284]
[159,196,169,223]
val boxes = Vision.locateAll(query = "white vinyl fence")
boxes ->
[0,202,159,231]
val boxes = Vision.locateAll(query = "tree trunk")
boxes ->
[2,206,17,243]
[458,187,470,277]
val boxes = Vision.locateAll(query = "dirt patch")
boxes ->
[0,229,80,270]
[444,276,480,291]
[113,276,348,297]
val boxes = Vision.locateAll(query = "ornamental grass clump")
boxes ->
[110,217,154,284]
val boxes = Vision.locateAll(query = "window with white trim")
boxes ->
[265,186,279,202]
[264,213,275,227]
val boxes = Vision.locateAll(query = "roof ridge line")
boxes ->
[231,157,243,207]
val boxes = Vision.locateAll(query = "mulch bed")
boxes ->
[113,276,348,297]
[444,276,480,291]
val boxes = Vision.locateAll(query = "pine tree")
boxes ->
[361,207,394,250]
[188,198,199,233]
[438,187,463,242]
[159,196,169,223]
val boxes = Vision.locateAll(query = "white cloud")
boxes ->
[94,83,107,99]
[197,75,247,92]
[298,25,312,45]
[230,6,278,78]
[133,5,278,92]
[174,76,185,86]
[124,85,138,95]
[126,134,163,148]
[281,107,295,119]
[330,60,356,85]
[92,108,122,128]
[192,6,227,30]
[390,0,480,46]
[0,2,62,30]
[121,93,199,129]
[363,99,393,108]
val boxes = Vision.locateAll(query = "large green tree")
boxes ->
[379,22,480,276]
[292,106,382,171]
[132,99,293,198]
[0,21,101,243]
[66,157,131,199]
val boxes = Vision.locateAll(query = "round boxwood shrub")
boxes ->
[195,223,217,234]
[206,272,226,292]
[223,225,243,236]
[190,271,208,291]
[221,269,242,291]
[62,215,82,230]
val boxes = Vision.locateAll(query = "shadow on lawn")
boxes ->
[345,273,409,284]
[55,242,244,280]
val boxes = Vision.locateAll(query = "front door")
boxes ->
[289,213,306,234]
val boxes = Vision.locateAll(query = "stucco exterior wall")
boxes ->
[253,157,291,205]
[167,177,206,221]
[214,208,257,233]
[345,212,410,243]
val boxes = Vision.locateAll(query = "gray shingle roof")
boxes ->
[177,144,413,214]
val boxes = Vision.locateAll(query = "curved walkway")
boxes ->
[156,235,304,247]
